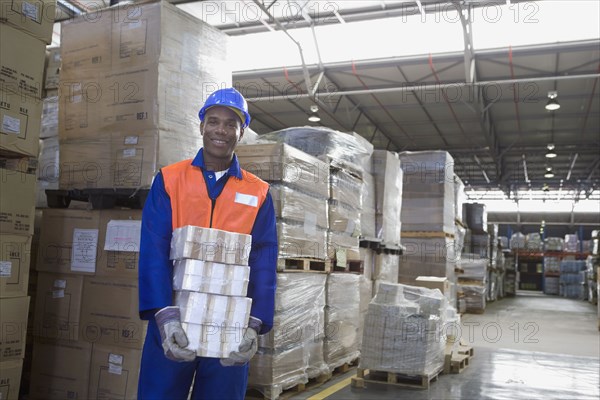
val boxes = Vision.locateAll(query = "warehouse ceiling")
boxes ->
[53,0,600,202]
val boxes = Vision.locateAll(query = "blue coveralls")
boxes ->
[137,149,278,400]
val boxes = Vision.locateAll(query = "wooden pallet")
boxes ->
[332,259,363,274]
[276,257,331,273]
[246,371,332,400]
[351,367,442,390]
[402,231,455,239]
[45,188,150,209]
[450,353,470,374]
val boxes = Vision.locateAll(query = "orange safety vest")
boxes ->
[161,159,269,234]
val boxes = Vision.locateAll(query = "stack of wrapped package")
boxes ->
[525,233,543,252]
[360,171,377,239]
[399,151,455,234]
[510,233,526,250]
[258,127,374,263]
[544,237,564,252]
[360,283,447,377]
[324,274,361,370]
[36,97,60,207]
[457,254,488,313]
[236,143,329,260]
[559,260,586,299]
[543,256,561,295]
[372,151,402,246]
[564,234,580,253]
[248,273,327,399]
[58,1,230,190]
[170,226,253,357]
[586,256,598,304]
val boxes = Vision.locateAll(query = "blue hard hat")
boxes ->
[198,87,251,128]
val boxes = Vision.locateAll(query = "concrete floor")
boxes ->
[291,291,600,400]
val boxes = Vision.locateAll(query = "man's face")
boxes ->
[200,106,244,166]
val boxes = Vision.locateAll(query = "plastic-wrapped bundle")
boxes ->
[454,224,466,256]
[328,199,360,236]
[399,151,455,234]
[544,237,564,252]
[172,259,249,296]
[457,254,488,281]
[357,275,373,350]
[324,274,361,370]
[560,260,586,273]
[459,284,486,312]
[236,143,330,198]
[399,237,456,285]
[544,256,560,273]
[510,232,526,250]
[454,175,466,224]
[270,185,328,229]
[564,234,579,252]
[40,96,58,139]
[374,253,399,283]
[360,282,447,376]
[327,231,360,261]
[250,273,327,394]
[259,126,373,177]
[544,276,559,295]
[372,151,402,245]
[361,172,376,238]
[277,221,327,259]
[329,169,363,211]
[525,233,543,251]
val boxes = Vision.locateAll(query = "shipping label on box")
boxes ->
[0,168,36,235]
[80,276,147,349]
[0,0,55,44]
[0,89,43,157]
[0,359,24,400]
[173,259,250,296]
[33,272,83,341]
[0,235,32,298]
[0,296,29,361]
[171,226,252,265]
[88,344,141,400]
[29,338,92,400]
[0,24,46,99]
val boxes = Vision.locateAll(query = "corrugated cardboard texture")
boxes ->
[0,89,43,157]
[0,169,36,235]
[0,235,32,298]
[0,0,55,44]
[0,359,24,400]
[0,296,29,361]
[88,344,141,400]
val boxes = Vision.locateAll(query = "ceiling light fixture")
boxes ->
[545,90,560,111]
[544,171,555,178]
[545,143,557,158]
[308,104,320,122]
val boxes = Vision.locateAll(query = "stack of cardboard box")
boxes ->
[58,1,230,190]
[29,208,146,399]
[0,1,55,398]
[43,47,61,98]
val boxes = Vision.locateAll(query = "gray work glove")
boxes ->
[220,317,261,367]
[155,306,196,362]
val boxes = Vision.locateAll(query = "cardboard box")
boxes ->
[270,185,328,229]
[0,24,46,99]
[0,296,29,361]
[0,0,55,44]
[32,272,83,341]
[329,169,363,211]
[80,276,146,349]
[236,143,329,198]
[170,226,252,265]
[173,259,250,296]
[59,1,230,138]
[0,168,36,235]
[37,208,142,276]
[39,96,58,139]
[88,344,141,400]
[0,235,32,298]
[0,359,24,400]
[44,47,61,89]
[415,276,451,297]
[59,130,199,190]
[29,338,92,400]
[277,222,327,260]
[0,89,43,157]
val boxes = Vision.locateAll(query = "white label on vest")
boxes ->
[234,193,258,207]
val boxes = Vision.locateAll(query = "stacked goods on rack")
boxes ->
[248,273,327,399]
[360,283,447,379]
[58,1,230,191]
[544,255,561,295]
[585,256,598,305]
[1,2,55,397]
[457,255,487,313]
[236,143,329,262]
[170,226,253,357]
[399,151,457,308]
[559,259,587,299]
[503,253,516,296]
[564,234,579,253]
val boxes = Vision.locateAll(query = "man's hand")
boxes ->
[220,317,261,366]
[155,306,196,362]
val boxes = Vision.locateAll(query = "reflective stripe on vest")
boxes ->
[161,159,269,234]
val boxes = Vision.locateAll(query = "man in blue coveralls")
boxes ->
[137,87,278,399]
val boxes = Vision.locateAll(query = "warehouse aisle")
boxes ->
[292,293,600,400]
